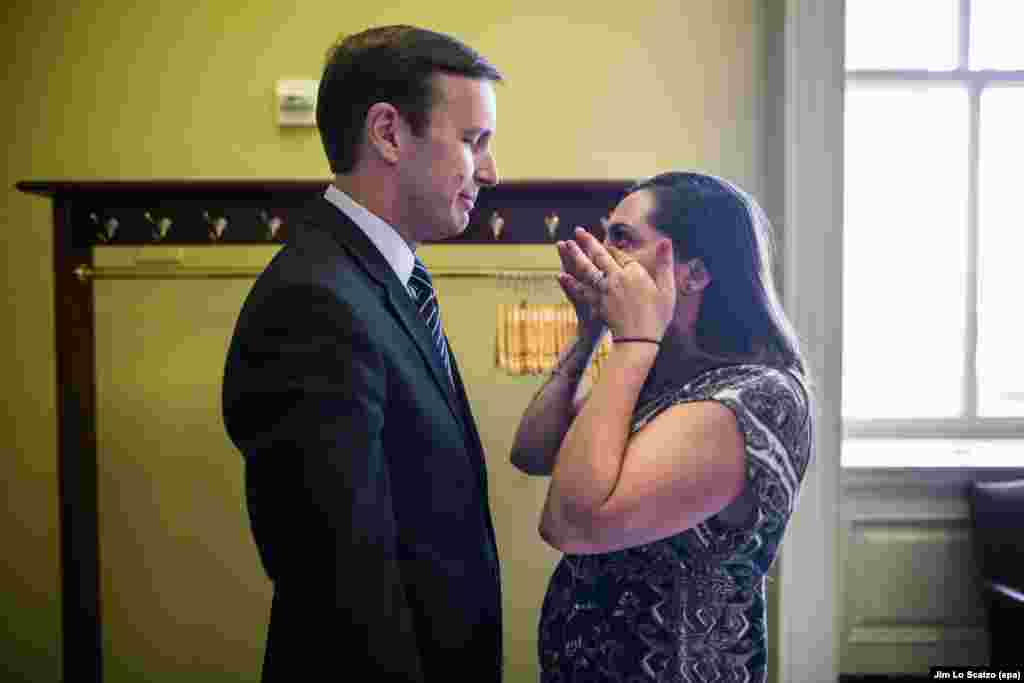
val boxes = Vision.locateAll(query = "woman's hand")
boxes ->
[556,232,606,339]
[557,227,676,341]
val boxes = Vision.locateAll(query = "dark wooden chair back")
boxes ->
[967,478,1024,667]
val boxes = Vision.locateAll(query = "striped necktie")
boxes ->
[409,256,453,390]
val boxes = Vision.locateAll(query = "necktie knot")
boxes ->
[410,257,453,390]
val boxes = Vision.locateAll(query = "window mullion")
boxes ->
[959,0,971,68]
[964,77,981,423]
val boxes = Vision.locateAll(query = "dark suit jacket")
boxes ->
[222,196,503,682]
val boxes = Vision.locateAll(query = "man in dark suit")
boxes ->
[222,25,503,682]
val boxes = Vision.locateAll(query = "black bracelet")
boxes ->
[614,337,661,346]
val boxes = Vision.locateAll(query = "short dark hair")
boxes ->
[628,172,808,377]
[316,25,504,174]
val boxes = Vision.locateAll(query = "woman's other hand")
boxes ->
[556,231,606,339]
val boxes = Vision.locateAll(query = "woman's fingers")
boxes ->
[558,238,601,285]
[559,272,595,303]
[652,240,675,292]
[605,244,635,269]
[556,240,576,274]
[556,272,577,301]
[573,227,619,275]
[556,241,584,281]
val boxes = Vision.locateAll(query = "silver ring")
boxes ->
[590,270,607,290]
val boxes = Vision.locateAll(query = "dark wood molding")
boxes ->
[50,196,102,682]
[16,178,633,246]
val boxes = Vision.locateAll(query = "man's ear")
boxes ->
[684,258,711,294]
[365,102,402,164]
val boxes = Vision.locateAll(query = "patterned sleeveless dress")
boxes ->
[538,364,813,683]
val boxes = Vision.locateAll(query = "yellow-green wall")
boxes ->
[1,2,779,680]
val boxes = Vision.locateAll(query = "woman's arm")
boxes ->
[509,324,605,476]
[539,371,747,556]
[536,229,744,555]
[539,340,657,545]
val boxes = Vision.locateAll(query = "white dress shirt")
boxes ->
[323,184,417,299]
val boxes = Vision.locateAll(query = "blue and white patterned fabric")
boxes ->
[539,364,813,683]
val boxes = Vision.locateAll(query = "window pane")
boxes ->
[977,86,1024,417]
[843,84,969,419]
[846,0,959,70]
[970,0,1024,70]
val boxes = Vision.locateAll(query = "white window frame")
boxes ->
[842,0,1024,463]
[777,2,843,681]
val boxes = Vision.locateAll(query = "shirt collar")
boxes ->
[324,184,415,292]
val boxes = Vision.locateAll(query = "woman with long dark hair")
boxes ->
[511,171,814,682]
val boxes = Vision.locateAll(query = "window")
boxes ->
[842,0,1024,466]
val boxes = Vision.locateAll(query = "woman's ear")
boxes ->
[683,258,711,294]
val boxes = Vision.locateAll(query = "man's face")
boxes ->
[397,73,498,243]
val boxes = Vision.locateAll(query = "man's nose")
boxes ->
[475,151,499,187]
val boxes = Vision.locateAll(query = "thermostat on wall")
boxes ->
[276,79,319,127]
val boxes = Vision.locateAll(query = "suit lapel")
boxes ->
[303,197,468,433]
[303,196,499,568]
[383,286,466,424]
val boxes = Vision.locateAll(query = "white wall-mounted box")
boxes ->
[276,79,318,127]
